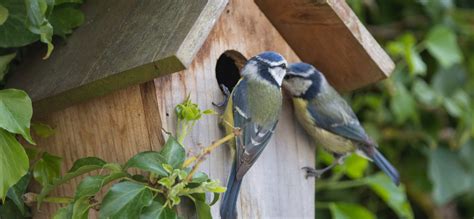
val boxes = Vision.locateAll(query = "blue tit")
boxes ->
[282,62,400,186]
[219,51,287,219]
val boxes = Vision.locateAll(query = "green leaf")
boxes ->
[71,196,90,219]
[0,4,8,25]
[425,26,463,68]
[52,204,73,219]
[210,192,220,206]
[343,154,368,179]
[194,198,212,219]
[6,172,31,216]
[390,34,426,75]
[0,129,29,201]
[74,172,126,199]
[24,0,54,58]
[0,0,39,47]
[68,157,106,173]
[412,79,442,106]
[31,122,55,138]
[191,171,209,184]
[140,200,177,219]
[160,136,185,169]
[329,202,376,219]
[0,89,34,144]
[366,173,413,219]
[0,52,15,82]
[100,181,153,219]
[390,82,418,124]
[431,65,467,96]
[49,7,84,38]
[33,152,62,186]
[125,151,168,176]
[428,147,471,205]
[0,198,27,219]
[54,0,83,5]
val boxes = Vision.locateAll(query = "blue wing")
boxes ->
[230,79,278,179]
[307,87,373,146]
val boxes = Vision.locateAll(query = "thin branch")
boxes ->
[184,129,240,182]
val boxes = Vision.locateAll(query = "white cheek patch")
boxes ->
[284,78,312,96]
[241,61,258,77]
[269,67,286,86]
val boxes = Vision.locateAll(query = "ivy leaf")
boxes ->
[431,65,467,96]
[343,154,368,179]
[74,172,126,199]
[31,122,55,138]
[428,147,471,205]
[71,196,90,219]
[412,79,442,107]
[0,89,34,144]
[54,0,83,5]
[140,200,177,219]
[191,193,212,219]
[0,198,26,219]
[125,151,168,176]
[0,0,38,47]
[389,34,426,75]
[160,136,185,169]
[6,172,31,216]
[49,6,84,38]
[33,152,62,186]
[390,82,418,124]
[68,157,106,173]
[52,204,73,219]
[0,4,8,25]
[425,26,463,68]
[100,181,153,219]
[366,173,413,219]
[0,53,16,81]
[0,129,29,201]
[329,202,376,219]
[24,0,54,59]
[191,171,209,184]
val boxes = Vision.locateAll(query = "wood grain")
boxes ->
[30,82,163,218]
[6,0,228,115]
[255,0,395,91]
[154,0,315,217]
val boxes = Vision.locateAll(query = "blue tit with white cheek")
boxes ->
[282,62,400,185]
[220,51,287,219]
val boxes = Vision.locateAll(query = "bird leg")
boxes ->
[212,84,231,108]
[302,155,347,179]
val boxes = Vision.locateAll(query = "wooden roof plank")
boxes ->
[6,0,227,114]
[255,0,395,91]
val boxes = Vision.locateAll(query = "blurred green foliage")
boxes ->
[316,0,474,218]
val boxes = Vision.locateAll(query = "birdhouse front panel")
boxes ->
[154,0,314,218]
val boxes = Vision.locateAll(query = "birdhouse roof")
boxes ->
[7,0,394,115]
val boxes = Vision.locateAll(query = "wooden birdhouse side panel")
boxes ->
[153,0,315,218]
[30,83,165,218]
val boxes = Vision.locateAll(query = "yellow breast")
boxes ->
[292,98,355,154]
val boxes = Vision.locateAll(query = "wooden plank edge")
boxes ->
[33,56,185,116]
[327,0,395,78]
[175,0,229,66]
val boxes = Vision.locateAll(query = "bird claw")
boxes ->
[302,166,325,179]
[212,84,231,108]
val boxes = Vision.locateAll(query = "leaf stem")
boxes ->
[146,186,164,194]
[184,130,239,182]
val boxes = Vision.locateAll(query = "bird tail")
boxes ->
[220,162,243,219]
[371,148,400,186]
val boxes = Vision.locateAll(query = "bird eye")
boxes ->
[284,75,290,80]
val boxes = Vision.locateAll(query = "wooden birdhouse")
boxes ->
[6,0,394,218]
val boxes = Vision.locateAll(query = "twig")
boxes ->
[23,193,73,206]
[184,129,240,182]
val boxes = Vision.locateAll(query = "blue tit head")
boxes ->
[282,62,326,99]
[241,51,288,87]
